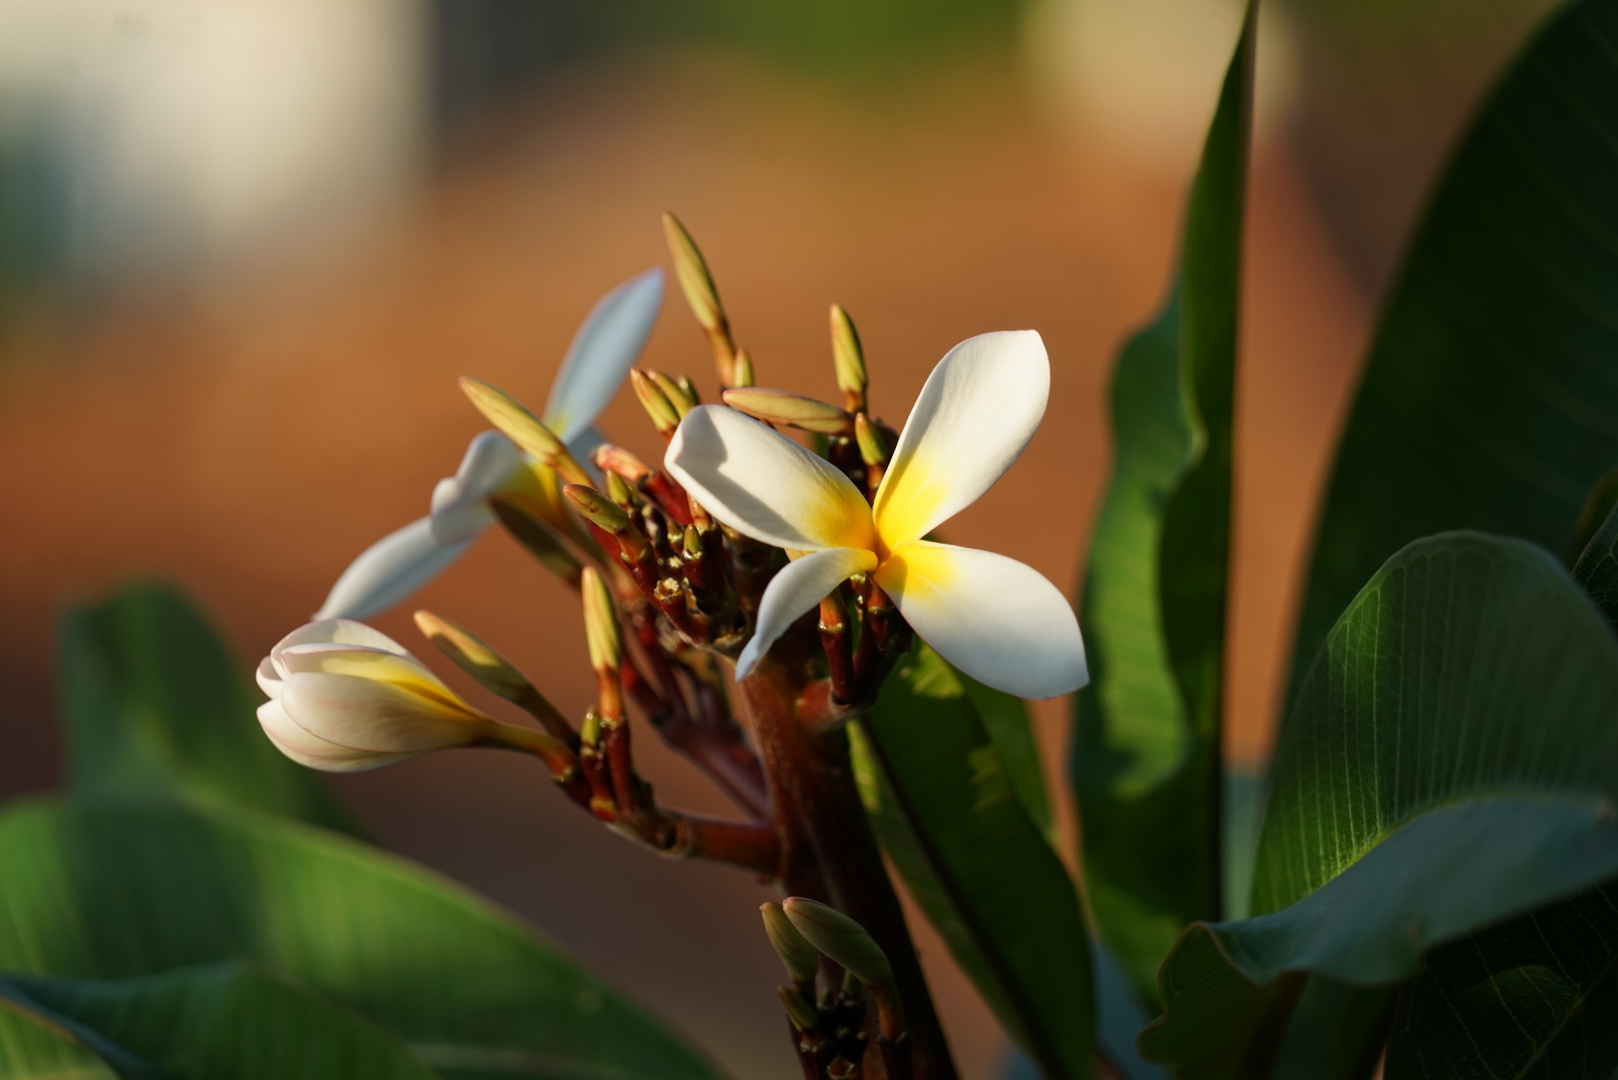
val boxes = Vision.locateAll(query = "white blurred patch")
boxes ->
[1021,0,1297,179]
[0,0,427,274]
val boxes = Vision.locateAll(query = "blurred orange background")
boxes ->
[0,1,1558,1076]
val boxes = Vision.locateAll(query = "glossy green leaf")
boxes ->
[1141,798,1618,1076]
[0,799,723,1080]
[1071,4,1252,998]
[1286,0,1618,707]
[0,1011,130,1080]
[0,962,439,1080]
[856,645,1092,1080]
[962,678,1052,842]
[57,582,357,834]
[1139,532,1618,1074]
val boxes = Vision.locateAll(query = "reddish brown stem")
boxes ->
[744,629,958,1080]
[819,595,855,704]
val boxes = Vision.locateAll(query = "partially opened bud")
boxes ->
[721,388,854,436]
[460,378,591,486]
[630,369,682,437]
[256,620,497,772]
[581,567,623,674]
[781,898,893,989]
[829,305,867,413]
[761,902,821,985]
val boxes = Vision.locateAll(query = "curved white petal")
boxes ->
[256,657,283,699]
[736,547,879,680]
[315,518,475,621]
[273,617,411,659]
[278,642,463,708]
[544,268,664,444]
[666,405,877,552]
[873,541,1087,699]
[872,330,1050,547]
[430,431,523,543]
[278,671,490,754]
[258,697,416,773]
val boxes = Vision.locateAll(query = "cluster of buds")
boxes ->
[259,212,1087,1080]
[763,899,911,1080]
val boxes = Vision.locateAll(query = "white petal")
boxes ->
[873,541,1087,699]
[256,657,283,699]
[544,268,664,444]
[258,697,415,773]
[278,671,490,754]
[315,518,475,621]
[665,405,877,552]
[736,547,879,680]
[272,618,412,659]
[430,431,522,543]
[872,330,1050,547]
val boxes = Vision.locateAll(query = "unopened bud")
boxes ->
[682,526,703,560]
[778,986,820,1033]
[489,499,584,587]
[732,349,755,388]
[459,378,590,486]
[854,413,889,468]
[662,212,725,334]
[722,388,854,436]
[413,611,531,702]
[580,708,602,748]
[676,375,701,404]
[605,472,639,510]
[761,902,821,985]
[648,370,696,419]
[782,898,893,989]
[829,305,867,412]
[581,568,622,673]
[565,484,633,534]
[631,369,682,437]
[593,444,654,485]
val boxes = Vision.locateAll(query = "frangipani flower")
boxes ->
[256,619,499,772]
[665,330,1088,699]
[315,267,665,620]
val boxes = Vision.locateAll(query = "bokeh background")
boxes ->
[0,0,1560,1075]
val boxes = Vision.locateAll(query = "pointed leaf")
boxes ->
[1072,4,1253,999]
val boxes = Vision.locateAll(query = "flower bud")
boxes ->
[489,499,584,586]
[662,212,725,335]
[413,610,531,703]
[761,902,822,985]
[721,388,854,436]
[581,567,623,674]
[778,986,820,1033]
[647,370,696,419]
[256,620,496,772]
[855,413,889,468]
[829,304,867,413]
[593,444,655,486]
[781,898,893,989]
[564,484,634,535]
[732,349,755,389]
[630,369,682,437]
[459,378,591,486]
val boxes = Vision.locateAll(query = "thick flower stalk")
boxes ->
[255,213,1090,1080]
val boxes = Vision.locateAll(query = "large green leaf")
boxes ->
[57,583,356,834]
[1573,497,1618,624]
[1140,798,1618,1076]
[0,1011,123,1080]
[1286,0,1618,706]
[0,799,724,1080]
[1139,532,1618,1074]
[0,962,439,1079]
[1071,4,1252,999]
[856,645,1092,1080]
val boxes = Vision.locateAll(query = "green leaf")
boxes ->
[57,582,357,835]
[1071,4,1252,998]
[856,645,1092,1080]
[1141,798,1618,1076]
[0,962,440,1080]
[0,799,724,1080]
[0,1010,125,1080]
[1140,531,1618,1074]
[961,678,1052,842]
[1383,882,1618,1079]
[1286,0,1618,707]
[1573,495,1618,625]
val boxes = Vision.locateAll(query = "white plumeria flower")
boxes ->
[315,268,664,620]
[665,330,1088,699]
[256,619,499,772]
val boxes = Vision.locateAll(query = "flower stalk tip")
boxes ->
[662,211,738,383]
[762,901,823,986]
[459,377,591,487]
[721,387,854,436]
[829,304,867,413]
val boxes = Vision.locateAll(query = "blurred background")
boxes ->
[0,0,1560,1076]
